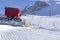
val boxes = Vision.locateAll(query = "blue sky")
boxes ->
[0,0,34,14]
[0,0,60,14]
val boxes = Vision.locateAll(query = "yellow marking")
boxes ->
[23,19,28,28]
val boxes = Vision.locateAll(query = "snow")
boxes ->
[0,0,60,40]
[34,4,60,16]
[0,25,21,32]
[0,25,60,40]
[21,1,60,16]
[21,1,50,15]
[0,15,60,40]
[21,15,60,30]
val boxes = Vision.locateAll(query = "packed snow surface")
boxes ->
[0,25,20,31]
[0,15,60,40]
[0,25,60,40]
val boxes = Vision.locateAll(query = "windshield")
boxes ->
[8,8,16,12]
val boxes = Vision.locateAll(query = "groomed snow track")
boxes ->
[0,28,60,40]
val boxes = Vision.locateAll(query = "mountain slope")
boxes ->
[21,1,50,15]
[35,4,60,16]
[21,0,60,16]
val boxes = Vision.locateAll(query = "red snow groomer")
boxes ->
[0,7,23,26]
[4,7,22,22]
[5,7,20,19]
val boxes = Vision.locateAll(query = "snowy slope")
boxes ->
[0,25,21,32]
[0,15,60,40]
[0,25,60,40]
[0,0,60,40]
[21,15,60,30]
[21,0,60,16]
[21,1,50,15]
[35,4,60,16]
